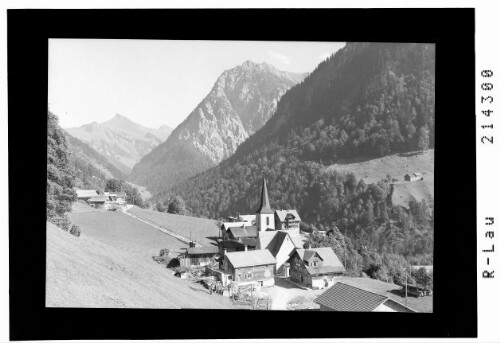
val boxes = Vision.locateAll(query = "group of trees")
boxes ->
[104,178,146,208]
[155,195,187,215]
[47,110,77,230]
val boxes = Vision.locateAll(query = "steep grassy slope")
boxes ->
[46,215,233,309]
[126,206,220,247]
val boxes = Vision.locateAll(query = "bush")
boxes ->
[70,224,81,237]
[50,215,71,231]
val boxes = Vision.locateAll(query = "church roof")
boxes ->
[256,178,274,214]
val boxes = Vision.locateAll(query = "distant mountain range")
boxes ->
[66,114,172,175]
[130,61,306,193]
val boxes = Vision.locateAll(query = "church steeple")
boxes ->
[256,178,274,214]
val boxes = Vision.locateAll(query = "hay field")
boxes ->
[46,221,234,309]
[69,202,188,257]
[325,149,434,208]
[127,207,220,247]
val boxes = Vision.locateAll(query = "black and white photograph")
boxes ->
[7,6,485,341]
[46,39,435,312]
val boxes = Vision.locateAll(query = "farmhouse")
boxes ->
[404,173,424,182]
[275,210,301,230]
[314,282,415,312]
[75,189,98,201]
[87,195,110,209]
[222,249,277,287]
[289,247,345,289]
[179,246,219,267]
[106,191,127,204]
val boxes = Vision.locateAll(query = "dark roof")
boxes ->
[256,178,274,214]
[240,237,257,247]
[314,282,389,311]
[219,240,245,249]
[295,248,345,275]
[227,226,258,239]
[226,249,276,269]
[186,246,219,255]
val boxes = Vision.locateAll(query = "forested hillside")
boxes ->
[161,43,435,281]
[47,110,77,228]
[66,134,127,191]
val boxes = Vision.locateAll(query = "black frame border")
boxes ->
[8,8,476,340]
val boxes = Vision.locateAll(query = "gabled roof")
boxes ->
[275,209,301,222]
[314,282,389,312]
[256,178,274,214]
[257,231,278,251]
[227,226,258,239]
[186,246,219,255]
[221,222,248,232]
[226,249,276,269]
[295,247,345,275]
[286,230,305,248]
[219,240,245,249]
[75,189,98,198]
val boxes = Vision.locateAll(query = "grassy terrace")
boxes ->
[127,206,220,247]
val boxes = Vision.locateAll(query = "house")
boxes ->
[404,173,424,182]
[289,247,345,289]
[257,230,304,277]
[225,226,258,241]
[222,249,277,287]
[221,221,252,236]
[314,282,415,312]
[218,238,257,267]
[75,189,98,201]
[275,210,301,230]
[87,195,110,209]
[178,246,219,267]
[106,191,127,204]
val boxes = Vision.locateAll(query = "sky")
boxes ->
[48,39,345,129]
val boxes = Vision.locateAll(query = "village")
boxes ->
[73,176,432,312]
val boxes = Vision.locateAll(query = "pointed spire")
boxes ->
[256,178,274,214]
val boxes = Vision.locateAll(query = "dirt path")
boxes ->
[122,205,202,247]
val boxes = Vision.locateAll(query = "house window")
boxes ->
[228,275,232,280]
[246,272,253,279]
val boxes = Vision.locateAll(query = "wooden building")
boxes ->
[87,195,110,209]
[179,246,219,267]
[225,226,258,241]
[289,247,345,289]
[222,249,276,287]
[75,189,98,201]
[314,282,415,312]
[274,210,301,230]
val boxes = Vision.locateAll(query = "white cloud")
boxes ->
[318,52,331,61]
[268,51,291,65]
